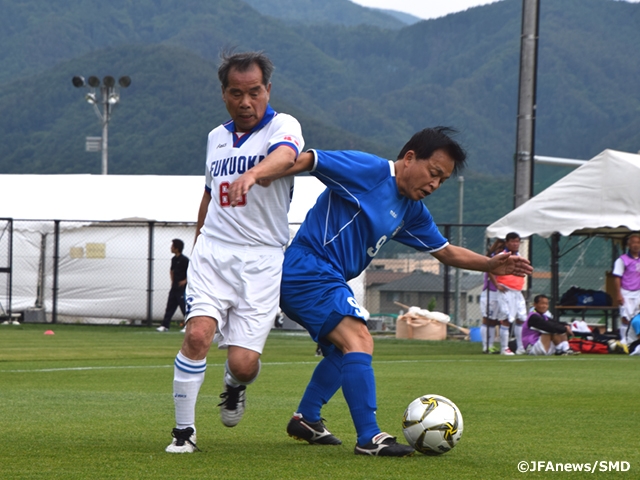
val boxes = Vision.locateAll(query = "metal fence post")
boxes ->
[146,221,155,326]
[443,224,451,315]
[52,220,60,324]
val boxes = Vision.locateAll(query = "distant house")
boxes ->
[365,269,413,314]
[375,270,484,323]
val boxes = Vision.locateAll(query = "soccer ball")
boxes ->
[402,394,463,455]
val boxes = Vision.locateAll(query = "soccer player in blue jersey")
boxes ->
[251,127,533,457]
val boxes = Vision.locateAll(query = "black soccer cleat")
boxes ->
[287,413,342,445]
[354,432,415,457]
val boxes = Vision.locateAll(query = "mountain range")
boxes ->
[0,0,638,224]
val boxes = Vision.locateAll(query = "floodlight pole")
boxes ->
[72,75,131,175]
[101,85,110,175]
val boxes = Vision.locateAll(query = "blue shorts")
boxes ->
[280,245,368,347]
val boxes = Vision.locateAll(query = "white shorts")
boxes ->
[479,289,503,320]
[185,235,284,354]
[498,288,527,323]
[619,288,640,320]
[527,337,555,356]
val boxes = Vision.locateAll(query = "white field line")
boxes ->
[0,355,613,374]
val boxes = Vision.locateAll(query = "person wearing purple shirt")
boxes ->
[612,232,640,345]
[522,294,576,355]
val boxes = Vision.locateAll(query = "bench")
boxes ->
[555,305,619,333]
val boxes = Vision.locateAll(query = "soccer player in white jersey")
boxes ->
[165,51,304,453]
[262,127,533,457]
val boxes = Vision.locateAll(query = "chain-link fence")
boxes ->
[2,219,622,330]
[9,220,195,325]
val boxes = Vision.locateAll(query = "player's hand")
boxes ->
[487,252,533,276]
[227,172,257,206]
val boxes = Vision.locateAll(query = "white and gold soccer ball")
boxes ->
[402,394,463,455]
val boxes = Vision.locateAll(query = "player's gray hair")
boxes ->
[218,50,275,89]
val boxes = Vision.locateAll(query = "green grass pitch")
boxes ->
[1,324,638,479]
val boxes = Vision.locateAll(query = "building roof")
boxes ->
[377,271,483,293]
[365,269,412,287]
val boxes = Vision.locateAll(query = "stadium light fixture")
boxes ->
[72,74,131,175]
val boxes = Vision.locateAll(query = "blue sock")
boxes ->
[342,352,379,446]
[297,347,343,422]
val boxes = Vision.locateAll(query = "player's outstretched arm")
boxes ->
[486,251,532,276]
[259,151,315,181]
[227,146,297,206]
[431,244,532,276]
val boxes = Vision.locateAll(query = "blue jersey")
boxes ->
[291,149,448,281]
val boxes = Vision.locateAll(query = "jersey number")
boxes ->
[219,182,246,207]
[347,296,366,319]
[367,235,388,258]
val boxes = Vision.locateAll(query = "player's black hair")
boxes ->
[397,127,467,175]
[172,238,184,253]
[218,50,275,89]
[533,294,548,304]
[505,232,521,241]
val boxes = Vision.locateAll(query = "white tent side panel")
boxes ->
[0,174,326,320]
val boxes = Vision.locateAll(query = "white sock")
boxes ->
[556,340,569,353]
[514,323,523,351]
[224,359,261,387]
[481,324,488,350]
[488,325,496,348]
[500,326,510,351]
[173,352,206,430]
[619,324,628,345]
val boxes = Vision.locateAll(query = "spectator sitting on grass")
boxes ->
[522,294,577,356]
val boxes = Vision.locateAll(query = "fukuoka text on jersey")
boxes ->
[209,155,266,178]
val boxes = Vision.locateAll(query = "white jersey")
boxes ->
[201,105,304,247]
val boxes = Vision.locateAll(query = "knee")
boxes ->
[227,354,260,383]
[229,363,259,383]
[344,324,374,354]
[183,319,215,356]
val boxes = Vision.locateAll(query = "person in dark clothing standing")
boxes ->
[157,239,189,332]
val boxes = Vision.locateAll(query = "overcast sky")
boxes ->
[350,0,640,21]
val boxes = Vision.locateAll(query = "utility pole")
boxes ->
[514,0,540,292]
[514,0,540,209]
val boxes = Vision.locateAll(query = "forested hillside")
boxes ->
[0,0,638,225]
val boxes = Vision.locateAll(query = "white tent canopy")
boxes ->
[0,174,326,225]
[486,150,640,239]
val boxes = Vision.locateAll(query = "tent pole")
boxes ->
[550,232,560,318]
